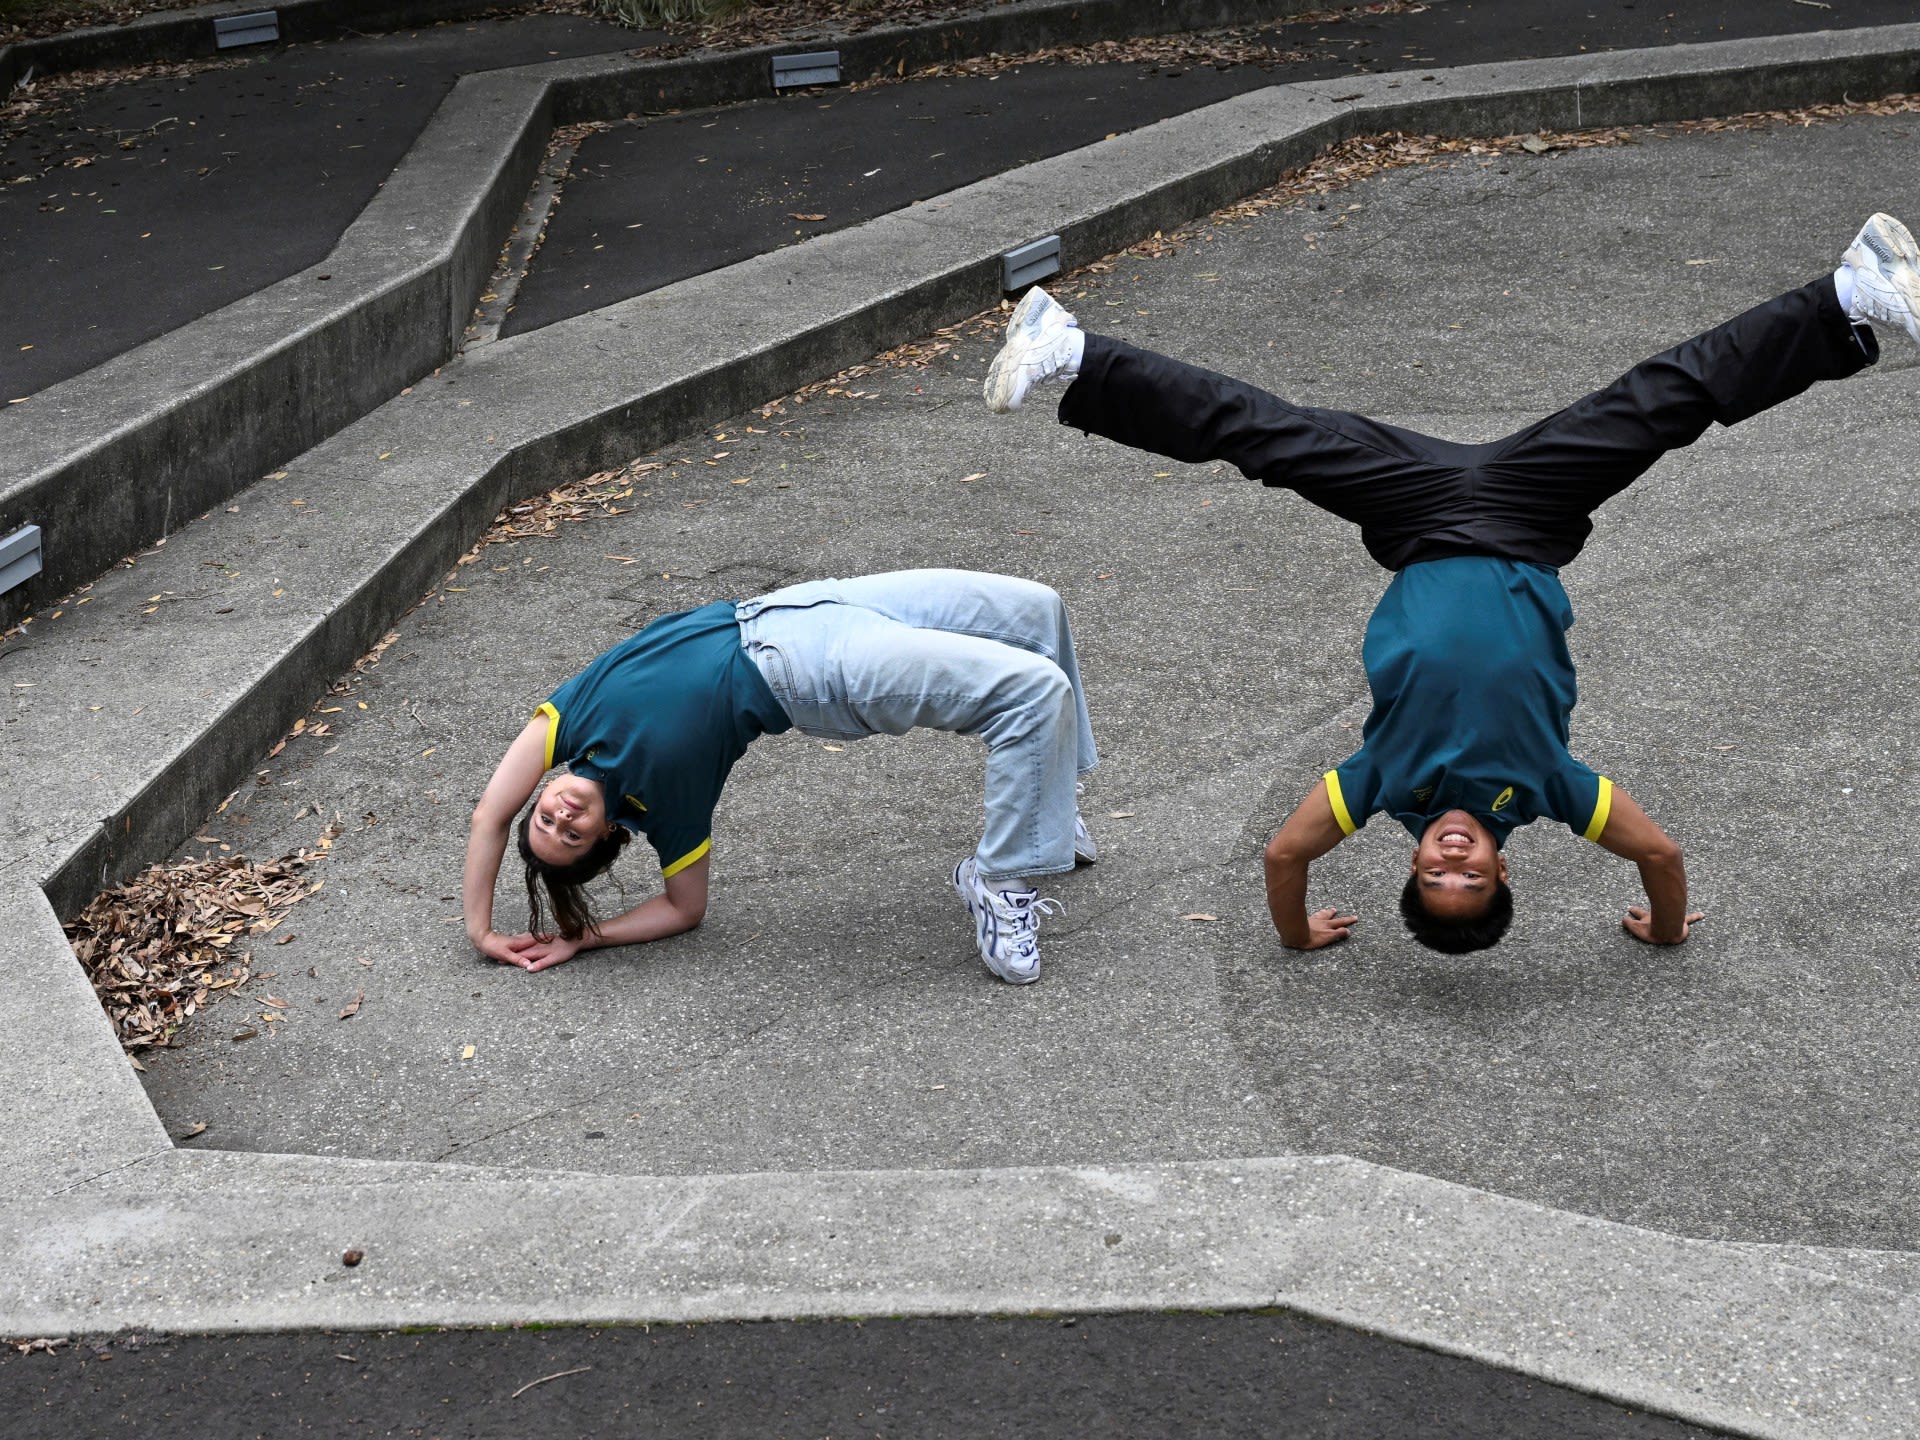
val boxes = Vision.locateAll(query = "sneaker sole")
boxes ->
[982,288,1056,414]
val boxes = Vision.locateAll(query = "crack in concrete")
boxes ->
[42,1142,175,1199]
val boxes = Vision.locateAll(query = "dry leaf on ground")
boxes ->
[64,828,338,1052]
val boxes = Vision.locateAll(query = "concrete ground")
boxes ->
[139,107,1920,1254]
[8,5,1920,1434]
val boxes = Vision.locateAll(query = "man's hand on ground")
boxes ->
[1621,906,1704,945]
[1288,906,1359,950]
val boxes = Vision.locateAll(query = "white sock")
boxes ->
[1834,264,1856,315]
[1061,327,1085,379]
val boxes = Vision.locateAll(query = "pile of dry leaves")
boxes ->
[464,469,640,556]
[65,829,335,1054]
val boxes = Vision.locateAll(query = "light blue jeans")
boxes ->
[735,570,1099,881]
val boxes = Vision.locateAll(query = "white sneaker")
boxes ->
[1842,212,1920,349]
[984,287,1082,413]
[951,855,1061,984]
[1072,814,1098,865]
[1072,781,1097,864]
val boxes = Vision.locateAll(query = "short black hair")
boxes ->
[1398,873,1514,954]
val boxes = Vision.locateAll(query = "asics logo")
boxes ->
[1490,786,1514,812]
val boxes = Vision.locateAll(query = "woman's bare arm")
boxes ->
[463,718,552,963]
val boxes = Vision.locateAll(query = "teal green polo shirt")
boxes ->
[537,601,791,877]
[1327,557,1612,848]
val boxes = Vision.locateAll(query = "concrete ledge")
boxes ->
[0,64,553,624]
[8,10,1911,628]
[0,886,167,1206]
[3,1151,1915,1437]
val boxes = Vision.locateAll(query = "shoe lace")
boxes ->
[990,889,1062,957]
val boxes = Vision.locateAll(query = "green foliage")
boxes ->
[591,0,751,29]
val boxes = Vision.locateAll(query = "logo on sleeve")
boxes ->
[1490,786,1514,812]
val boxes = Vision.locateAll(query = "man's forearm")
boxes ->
[1264,852,1314,947]
[1638,850,1690,941]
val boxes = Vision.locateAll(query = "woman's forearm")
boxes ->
[462,815,511,944]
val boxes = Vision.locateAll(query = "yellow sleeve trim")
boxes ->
[1324,770,1357,837]
[535,702,560,771]
[661,837,711,879]
[1583,775,1614,843]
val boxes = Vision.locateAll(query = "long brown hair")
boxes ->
[517,807,631,940]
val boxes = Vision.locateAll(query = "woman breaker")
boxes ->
[462,570,1100,984]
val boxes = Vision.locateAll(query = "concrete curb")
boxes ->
[5,1150,1919,1436]
[7,30,1920,1432]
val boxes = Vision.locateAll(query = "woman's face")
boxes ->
[527,771,612,865]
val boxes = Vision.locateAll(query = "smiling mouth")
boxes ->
[1439,829,1473,845]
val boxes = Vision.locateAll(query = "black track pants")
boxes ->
[1056,277,1875,570]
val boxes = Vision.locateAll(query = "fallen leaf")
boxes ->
[788,212,826,221]
[958,472,986,483]
[176,1122,207,1139]
[339,990,364,1020]
[232,1029,258,1043]
[1181,913,1219,922]
[273,934,295,946]
[461,1044,475,1060]
[1107,810,1137,818]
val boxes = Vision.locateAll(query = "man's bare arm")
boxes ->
[1594,786,1701,944]
[1263,778,1359,950]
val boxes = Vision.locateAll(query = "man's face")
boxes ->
[1409,809,1509,919]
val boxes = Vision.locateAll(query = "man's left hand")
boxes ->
[1621,906,1704,945]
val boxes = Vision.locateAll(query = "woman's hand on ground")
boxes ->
[507,932,584,971]
[475,929,579,970]
[473,929,532,966]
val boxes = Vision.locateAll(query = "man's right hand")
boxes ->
[1288,906,1359,951]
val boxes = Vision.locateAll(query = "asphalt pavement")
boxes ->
[0,1310,1729,1439]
